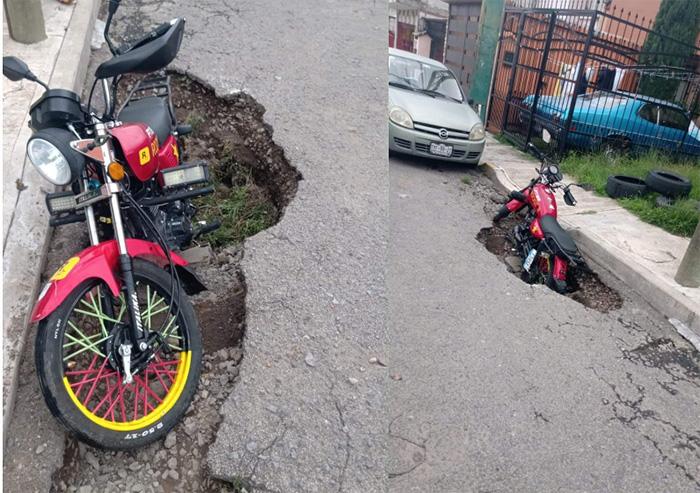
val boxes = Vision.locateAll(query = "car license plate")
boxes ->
[429,142,453,157]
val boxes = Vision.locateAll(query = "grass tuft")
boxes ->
[461,175,471,185]
[560,151,699,237]
[194,167,277,247]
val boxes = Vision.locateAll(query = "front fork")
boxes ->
[92,121,146,382]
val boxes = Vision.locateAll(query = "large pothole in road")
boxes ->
[47,75,300,493]
[477,215,623,313]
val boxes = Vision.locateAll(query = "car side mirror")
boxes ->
[3,56,32,81]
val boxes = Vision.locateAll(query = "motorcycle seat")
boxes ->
[118,96,173,144]
[539,215,579,257]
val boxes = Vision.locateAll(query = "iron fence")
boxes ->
[487,5,700,159]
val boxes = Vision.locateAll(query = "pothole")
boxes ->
[477,215,623,313]
[47,74,300,493]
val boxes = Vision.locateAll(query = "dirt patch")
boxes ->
[477,217,623,313]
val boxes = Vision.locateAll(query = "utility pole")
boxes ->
[675,220,700,288]
[5,0,47,45]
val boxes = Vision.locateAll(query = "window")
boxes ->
[638,104,659,125]
[388,55,464,102]
[503,50,515,67]
[658,107,689,131]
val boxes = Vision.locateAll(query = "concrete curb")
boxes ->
[2,0,99,439]
[483,161,700,335]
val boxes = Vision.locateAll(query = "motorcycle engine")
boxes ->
[149,201,196,250]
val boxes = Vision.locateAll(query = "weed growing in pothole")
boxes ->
[170,74,299,249]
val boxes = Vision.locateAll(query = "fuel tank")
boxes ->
[529,183,557,219]
[110,123,179,182]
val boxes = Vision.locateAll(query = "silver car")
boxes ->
[388,48,485,164]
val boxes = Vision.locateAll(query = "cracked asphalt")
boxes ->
[387,154,699,492]
[111,0,388,491]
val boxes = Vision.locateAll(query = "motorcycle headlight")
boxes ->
[389,106,413,129]
[469,123,485,141]
[26,128,85,186]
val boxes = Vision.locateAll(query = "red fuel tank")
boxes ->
[529,183,558,219]
[110,123,161,182]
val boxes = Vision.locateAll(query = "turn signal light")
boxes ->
[108,162,126,181]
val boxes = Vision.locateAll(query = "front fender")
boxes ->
[31,239,188,323]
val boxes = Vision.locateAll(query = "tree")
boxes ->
[638,0,700,102]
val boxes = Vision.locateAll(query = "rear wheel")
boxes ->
[35,259,202,450]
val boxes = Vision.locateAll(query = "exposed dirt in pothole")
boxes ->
[476,215,623,313]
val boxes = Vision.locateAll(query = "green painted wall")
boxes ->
[469,0,505,121]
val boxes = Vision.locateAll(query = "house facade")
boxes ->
[388,0,449,61]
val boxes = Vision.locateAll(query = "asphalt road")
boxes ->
[387,153,700,492]
[111,1,389,491]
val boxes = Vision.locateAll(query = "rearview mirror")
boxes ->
[3,56,32,81]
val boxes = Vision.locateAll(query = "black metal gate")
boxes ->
[487,5,700,158]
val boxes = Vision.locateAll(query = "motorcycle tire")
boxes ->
[35,259,202,450]
[645,170,692,198]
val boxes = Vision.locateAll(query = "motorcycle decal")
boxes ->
[50,256,80,281]
[138,146,151,165]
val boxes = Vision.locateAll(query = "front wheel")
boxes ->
[35,259,202,449]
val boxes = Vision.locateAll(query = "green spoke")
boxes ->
[161,317,179,340]
[63,321,109,360]
[63,336,110,361]
[87,287,109,337]
[142,287,168,330]
[63,332,103,349]
[74,306,121,325]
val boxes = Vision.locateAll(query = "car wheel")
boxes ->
[645,170,692,198]
[605,175,647,199]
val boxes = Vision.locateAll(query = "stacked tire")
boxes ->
[606,170,692,201]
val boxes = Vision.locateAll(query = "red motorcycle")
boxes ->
[3,0,216,449]
[493,144,586,293]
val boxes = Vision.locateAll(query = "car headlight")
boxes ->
[26,128,85,186]
[469,123,485,141]
[389,106,413,129]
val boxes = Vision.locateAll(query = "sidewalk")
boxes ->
[2,0,98,435]
[482,134,700,332]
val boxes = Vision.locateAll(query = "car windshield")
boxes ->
[388,54,463,103]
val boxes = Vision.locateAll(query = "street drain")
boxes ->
[477,217,623,313]
[49,75,300,493]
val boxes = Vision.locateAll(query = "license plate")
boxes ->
[74,186,109,209]
[523,248,538,272]
[429,142,453,157]
[75,188,101,205]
